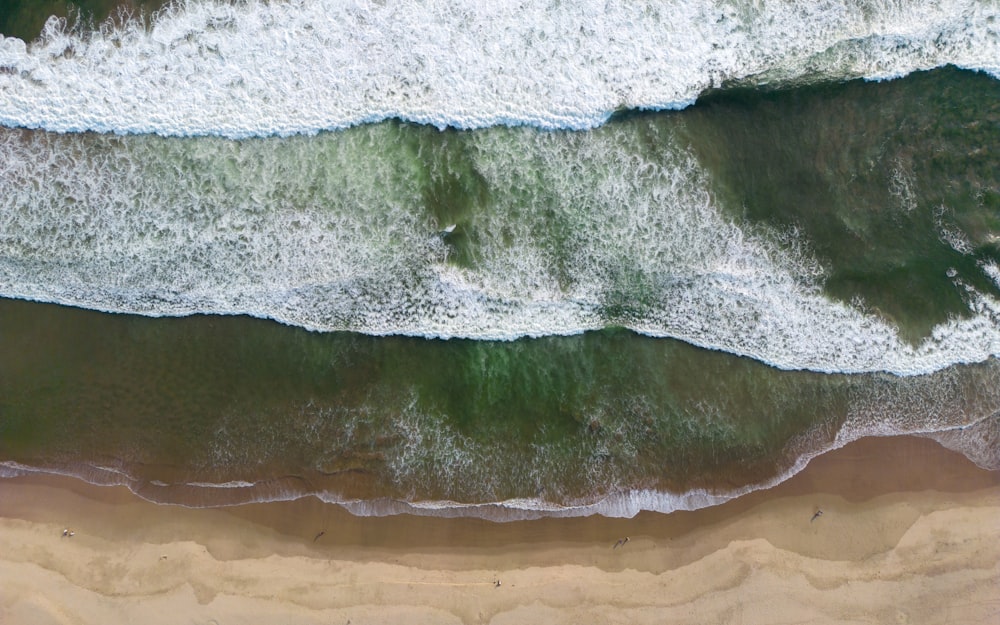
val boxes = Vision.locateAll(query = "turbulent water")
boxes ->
[2,0,1000,135]
[1,0,998,519]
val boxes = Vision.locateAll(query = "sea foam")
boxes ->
[1,0,998,137]
[1,126,998,375]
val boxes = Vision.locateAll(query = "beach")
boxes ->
[2,435,997,624]
[2,3,999,623]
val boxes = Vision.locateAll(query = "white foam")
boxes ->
[186,480,257,488]
[345,359,1000,520]
[0,461,29,478]
[328,488,741,521]
[2,126,999,375]
[920,414,1000,471]
[1,0,997,137]
[982,260,1000,289]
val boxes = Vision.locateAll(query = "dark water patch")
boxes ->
[680,67,1000,344]
[0,0,170,42]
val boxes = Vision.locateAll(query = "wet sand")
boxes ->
[1,435,998,624]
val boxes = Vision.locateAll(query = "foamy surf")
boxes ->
[1,0,998,137]
[1,123,998,376]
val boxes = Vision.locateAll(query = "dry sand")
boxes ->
[1,436,998,624]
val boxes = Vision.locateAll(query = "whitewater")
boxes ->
[1,0,999,376]
[1,0,998,137]
[2,124,999,376]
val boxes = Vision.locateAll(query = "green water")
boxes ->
[3,69,997,363]
[0,0,169,42]
[681,67,1000,343]
[1,67,999,512]
[2,298,998,507]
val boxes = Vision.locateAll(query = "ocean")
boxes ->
[1,0,998,520]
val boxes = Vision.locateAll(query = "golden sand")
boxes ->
[1,436,998,624]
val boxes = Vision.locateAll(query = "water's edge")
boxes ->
[3,418,996,522]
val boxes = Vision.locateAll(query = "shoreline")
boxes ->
[2,435,998,623]
[2,424,997,521]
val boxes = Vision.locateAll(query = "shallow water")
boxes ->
[1,297,998,518]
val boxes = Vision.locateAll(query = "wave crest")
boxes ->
[1,0,998,137]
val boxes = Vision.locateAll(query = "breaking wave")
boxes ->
[1,0,998,137]
[2,125,998,375]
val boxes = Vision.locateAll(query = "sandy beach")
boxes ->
[1,435,998,625]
